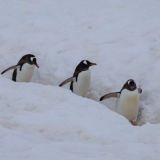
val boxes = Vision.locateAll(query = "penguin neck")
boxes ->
[76,68,89,81]
[21,63,35,70]
[120,89,138,98]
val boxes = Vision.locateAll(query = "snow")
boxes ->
[0,0,160,159]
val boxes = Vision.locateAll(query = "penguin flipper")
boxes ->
[59,77,75,87]
[138,88,142,94]
[100,92,120,101]
[1,65,19,75]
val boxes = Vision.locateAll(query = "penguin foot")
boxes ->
[130,121,137,126]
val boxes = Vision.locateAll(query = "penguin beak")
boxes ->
[89,63,97,66]
[33,62,39,68]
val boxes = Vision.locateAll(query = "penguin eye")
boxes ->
[83,60,87,65]
[30,57,35,62]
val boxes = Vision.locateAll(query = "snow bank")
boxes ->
[0,77,160,160]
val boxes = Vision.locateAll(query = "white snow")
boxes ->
[0,0,160,159]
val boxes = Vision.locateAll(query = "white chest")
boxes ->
[73,70,91,97]
[16,63,35,82]
[116,89,139,122]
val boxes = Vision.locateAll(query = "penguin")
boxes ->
[1,54,39,82]
[100,79,142,126]
[59,60,96,97]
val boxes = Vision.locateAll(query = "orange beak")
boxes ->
[33,62,39,68]
[90,63,97,66]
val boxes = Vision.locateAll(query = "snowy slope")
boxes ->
[0,0,160,159]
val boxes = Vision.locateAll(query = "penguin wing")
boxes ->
[59,77,75,87]
[138,88,142,94]
[100,92,120,101]
[1,65,19,75]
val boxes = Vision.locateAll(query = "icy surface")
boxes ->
[0,0,160,159]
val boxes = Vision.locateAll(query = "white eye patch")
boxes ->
[30,57,35,61]
[83,60,87,65]
[128,80,131,85]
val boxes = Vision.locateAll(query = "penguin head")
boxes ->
[126,79,137,91]
[26,54,39,68]
[79,60,96,71]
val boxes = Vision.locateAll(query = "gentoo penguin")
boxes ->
[1,54,39,82]
[59,60,96,97]
[100,79,142,126]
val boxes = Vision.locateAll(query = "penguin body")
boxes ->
[72,69,91,97]
[116,89,139,122]
[59,60,96,97]
[15,63,35,82]
[100,79,142,125]
[1,54,39,82]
